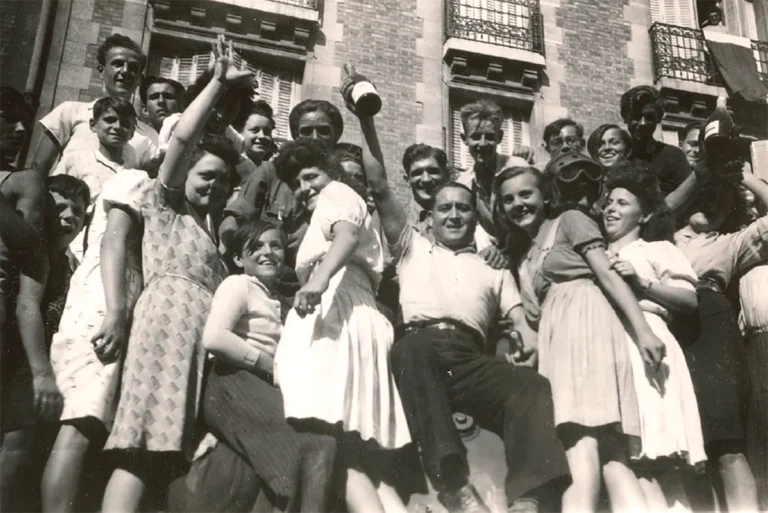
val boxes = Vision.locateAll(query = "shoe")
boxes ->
[437,484,491,513]
[508,497,539,513]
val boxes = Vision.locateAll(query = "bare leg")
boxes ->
[41,424,92,513]
[0,429,34,512]
[718,452,758,512]
[637,473,668,512]
[346,468,384,513]
[101,460,147,513]
[376,482,408,513]
[602,460,648,513]
[657,469,692,513]
[561,434,601,513]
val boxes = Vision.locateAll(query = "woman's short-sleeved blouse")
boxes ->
[613,239,697,320]
[537,210,606,293]
[295,181,384,287]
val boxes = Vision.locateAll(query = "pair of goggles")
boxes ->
[545,150,604,183]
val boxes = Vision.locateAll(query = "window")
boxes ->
[151,49,301,141]
[449,102,530,172]
[661,128,680,147]
[651,0,697,26]
[453,0,533,50]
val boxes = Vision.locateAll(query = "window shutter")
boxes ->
[157,56,177,80]
[276,72,295,140]
[450,105,473,172]
[651,0,696,26]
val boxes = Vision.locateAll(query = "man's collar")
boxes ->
[432,238,477,255]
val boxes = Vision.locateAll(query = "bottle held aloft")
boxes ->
[343,63,381,117]
[703,95,737,169]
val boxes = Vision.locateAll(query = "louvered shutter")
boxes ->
[451,105,473,172]
[650,0,697,26]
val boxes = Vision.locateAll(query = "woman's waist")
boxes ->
[144,270,220,294]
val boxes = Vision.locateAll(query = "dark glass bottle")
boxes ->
[343,63,381,117]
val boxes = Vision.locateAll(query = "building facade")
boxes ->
[4,0,767,200]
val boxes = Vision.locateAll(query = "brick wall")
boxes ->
[553,0,635,135]
[54,0,148,106]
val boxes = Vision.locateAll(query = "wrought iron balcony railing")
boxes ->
[649,22,768,87]
[445,0,544,56]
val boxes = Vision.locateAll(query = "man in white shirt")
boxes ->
[344,94,569,513]
[31,34,158,176]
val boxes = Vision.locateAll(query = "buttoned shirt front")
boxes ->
[391,226,522,340]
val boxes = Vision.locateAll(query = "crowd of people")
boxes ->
[0,31,766,513]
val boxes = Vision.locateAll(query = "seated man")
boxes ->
[344,88,570,513]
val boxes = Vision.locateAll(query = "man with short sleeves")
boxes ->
[31,34,158,176]
[347,101,569,513]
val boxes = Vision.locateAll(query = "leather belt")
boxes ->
[395,318,484,346]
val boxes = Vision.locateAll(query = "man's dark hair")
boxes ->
[679,121,704,143]
[620,85,664,124]
[96,34,146,69]
[333,143,363,166]
[140,76,185,106]
[288,100,344,143]
[233,99,276,132]
[47,175,91,207]
[0,86,35,130]
[402,143,448,174]
[92,96,137,125]
[543,118,584,146]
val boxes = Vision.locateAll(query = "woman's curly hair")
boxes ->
[603,161,674,242]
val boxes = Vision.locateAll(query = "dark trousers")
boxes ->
[746,332,768,509]
[203,363,336,506]
[390,326,569,504]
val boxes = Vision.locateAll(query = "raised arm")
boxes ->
[0,197,40,250]
[159,35,252,189]
[743,169,768,210]
[356,116,409,246]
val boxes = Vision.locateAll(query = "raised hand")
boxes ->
[211,34,255,87]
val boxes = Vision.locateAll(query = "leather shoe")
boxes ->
[437,484,491,513]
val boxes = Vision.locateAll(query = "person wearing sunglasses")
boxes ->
[544,149,605,217]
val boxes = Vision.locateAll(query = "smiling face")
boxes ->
[90,107,135,150]
[185,153,233,214]
[430,186,476,249]
[144,82,181,131]
[51,191,87,252]
[296,111,336,146]
[100,47,142,99]
[294,166,333,213]
[597,128,630,170]
[627,103,659,144]
[405,156,449,206]
[241,113,274,164]
[547,124,585,156]
[499,172,547,237]
[463,118,501,168]
[235,228,285,289]
[680,127,701,167]
[603,187,647,242]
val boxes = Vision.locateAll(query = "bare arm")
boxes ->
[159,36,252,189]
[609,256,698,314]
[293,221,359,317]
[16,252,63,421]
[29,131,61,179]
[665,171,701,215]
[202,280,274,374]
[92,207,140,363]
[743,172,768,210]
[0,198,40,250]
[584,247,666,367]
[358,116,409,246]
[7,169,47,233]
